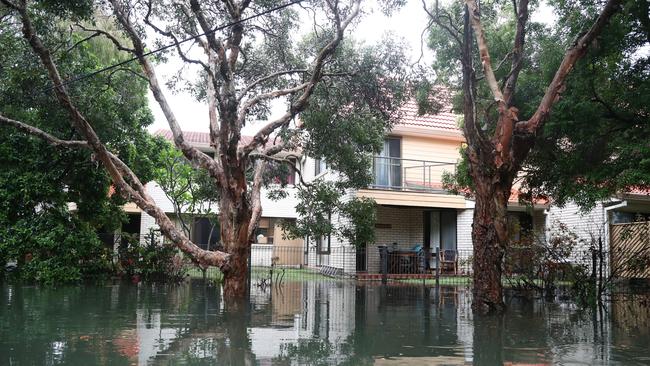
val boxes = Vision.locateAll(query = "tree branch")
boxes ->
[0,114,87,148]
[61,28,101,56]
[247,160,267,238]
[241,0,362,155]
[237,82,309,127]
[189,0,232,83]
[75,23,136,53]
[143,0,211,72]
[422,0,462,46]
[0,112,152,199]
[109,0,225,183]
[250,151,311,188]
[13,2,230,269]
[206,50,221,153]
[461,4,490,152]
[464,0,504,103]
[515,0,623,135]
[238,68,309,100]
[503,0,529,105]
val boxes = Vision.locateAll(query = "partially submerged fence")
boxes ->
[191,245,609,289]
[104,229,644,291]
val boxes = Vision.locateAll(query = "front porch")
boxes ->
[356,205,470,276]
[303,200,546,278]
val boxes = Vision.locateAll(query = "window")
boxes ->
[507,212,533,242]
[611,211,650,224]
[374,137,401,188]
[314,158,327,176]
[255,217,275,244]
[270,158,296,185]
[193,217,220,250]
[286,158,296,185]
[316,235,330,254]
[316,212,331,254]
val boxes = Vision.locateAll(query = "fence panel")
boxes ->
[610,222,650,279]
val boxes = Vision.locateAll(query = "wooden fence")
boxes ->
[610,221,650,279]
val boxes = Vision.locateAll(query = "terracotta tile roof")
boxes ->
[508,189,549,205]
[393,95,460,132]
[154,129,254,146]
[625,187,650,196]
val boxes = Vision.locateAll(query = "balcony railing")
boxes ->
[369,156,456,193]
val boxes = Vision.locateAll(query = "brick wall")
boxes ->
[364,205,425,273]
[457,209,473,253]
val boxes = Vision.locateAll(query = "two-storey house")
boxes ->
[302,99,548,276]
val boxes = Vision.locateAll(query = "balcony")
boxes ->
[369,156,457,193]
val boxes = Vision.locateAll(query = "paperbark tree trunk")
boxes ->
[453,0,622,313]
[470,175,512,312]
[215,156,256,298]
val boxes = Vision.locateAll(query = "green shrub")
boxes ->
[0,212,113,285]
[117,230,187,283]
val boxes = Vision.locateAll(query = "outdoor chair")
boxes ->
[441,249,458,275]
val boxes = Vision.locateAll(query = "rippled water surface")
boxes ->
[1,280,648,365]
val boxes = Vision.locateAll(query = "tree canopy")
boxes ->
[0,0,416,296]
[523,0,650,208]
[435,0,649,209]
[0,4,164,283]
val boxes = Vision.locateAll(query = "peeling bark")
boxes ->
[471,179,511,313]
[102,0,361,297]
[453,0,622,312]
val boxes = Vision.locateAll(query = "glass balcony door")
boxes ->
[374,138,401,188]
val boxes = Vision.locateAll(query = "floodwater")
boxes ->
[1,280,649,365]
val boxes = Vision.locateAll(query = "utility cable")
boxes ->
[37,0,304,94]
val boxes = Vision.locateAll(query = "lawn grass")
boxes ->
[186,266,337,282]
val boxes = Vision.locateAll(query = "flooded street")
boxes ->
[1,280,648,365]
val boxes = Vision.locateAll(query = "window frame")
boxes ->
[314,158,327,177]
[316,212,332,254]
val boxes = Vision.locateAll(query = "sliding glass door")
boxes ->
[374,137,401,188]
[425,210,457,252]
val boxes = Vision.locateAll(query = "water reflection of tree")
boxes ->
[0,284,141,365]
[144,281,257,365]
[274,338,335,366]
[610,294,650,361]
[348,286,464,358]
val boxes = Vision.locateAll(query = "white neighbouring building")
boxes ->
[120,130,305,266]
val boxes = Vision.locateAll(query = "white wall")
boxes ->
[546,201,606,253]
[259,187,299,218]
[138,182,301,243]
[302,157,359,273]
[145,181,176,213]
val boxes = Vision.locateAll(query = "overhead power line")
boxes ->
[38,0,304,94]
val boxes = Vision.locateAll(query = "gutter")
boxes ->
[602,200,627,273]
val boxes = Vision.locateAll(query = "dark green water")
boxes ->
[1,280,648,365]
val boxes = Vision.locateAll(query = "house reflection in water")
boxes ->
[107,281,650,365]
[109,282,478,365]
[3,281,648,365]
